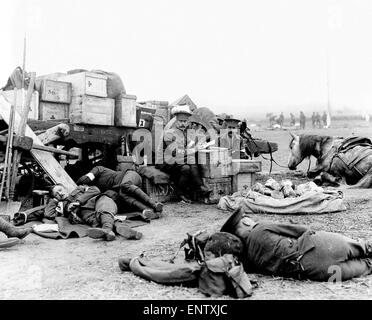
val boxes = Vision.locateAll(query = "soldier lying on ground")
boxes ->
[0,217,32,248]
[221,209,372,281]
[76,166,163,220]
[46,184,142,241]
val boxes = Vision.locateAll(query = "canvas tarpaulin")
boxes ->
[218,190,346,215]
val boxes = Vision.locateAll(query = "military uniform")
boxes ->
[221,210,372,281]
[76,166,162,213]
[161,126,205,199]
[44,185,118,238]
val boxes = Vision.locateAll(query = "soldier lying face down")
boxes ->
[221,209,372,281]
[76,166,163,221]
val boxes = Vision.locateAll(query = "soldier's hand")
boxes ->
[67,202,80,212]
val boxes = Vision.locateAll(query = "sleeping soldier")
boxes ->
[46,184,142,241]
[221,209,372,281]
[76,166,163,220]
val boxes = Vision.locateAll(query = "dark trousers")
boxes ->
[300,231,372,281]
[79,195,117,231]
[161,164,203,196]
[119,170,154,211]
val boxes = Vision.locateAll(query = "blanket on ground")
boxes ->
[25,214,148,240]
[217,190,346,215]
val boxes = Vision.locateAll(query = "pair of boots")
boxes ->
[120,185,163,222]
[0,217,32,249]
[179,185,212,204]
[86,213,142,241]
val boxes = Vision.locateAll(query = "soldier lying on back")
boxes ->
[46,183,142,241]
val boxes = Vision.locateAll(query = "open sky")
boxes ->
[1,0,372,118]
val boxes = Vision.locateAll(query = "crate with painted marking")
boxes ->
[202,176,233,204]
[232,172,257,193]
[199,147,232,178]
[39,101,69,120]
[39,79,72,104]
[58,72,108,97]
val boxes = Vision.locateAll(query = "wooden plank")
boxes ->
[0,94,77,193]
[38,123,70,145]
[32,144,78,158]
[9,74,36,198]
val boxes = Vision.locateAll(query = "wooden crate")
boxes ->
[39,102,69,120]
[58,72,107,97]
[115,94,137,127]
[35,73,67,92]
[40,79,72,104]
[232,172,256,193]
[69,95,114,126]
[199,147,232,178]
[136,105,156,129]
[231,159,262,174]
[1,89,39,120]
[142,177,177,203]
[203,177,232,204]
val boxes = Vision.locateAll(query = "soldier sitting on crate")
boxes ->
[76,166,163,221]
[45,183,142,241]
[157,105,211,203]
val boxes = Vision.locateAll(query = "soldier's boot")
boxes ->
[365,240,372,257]
[87,212,116,241]
[0,217,32,239]
[122,184,163,213]
[114,221,142,240]
[124,197,159,222]
[0,238,20,249]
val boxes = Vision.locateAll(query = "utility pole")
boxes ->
[326,48,332,128]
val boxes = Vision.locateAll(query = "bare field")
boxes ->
[1,121,372,300]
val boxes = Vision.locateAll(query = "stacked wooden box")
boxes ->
[115,93,137,127]
[57,72,115,126]
[199,147,232,179]
[198,147,233,203]
[231,159,262,192]
[202,176,233,204]
[38,78,72,120]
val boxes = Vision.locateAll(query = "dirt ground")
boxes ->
[1,121,372,300]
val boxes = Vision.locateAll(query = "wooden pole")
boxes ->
[9,73,35,199]
[31,144,78,158]
[22,36,26,89]
[0,102,15,202]
[6,92,17,199]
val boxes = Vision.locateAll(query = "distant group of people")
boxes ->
[312,112,328,129]
[269,111,329,130]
